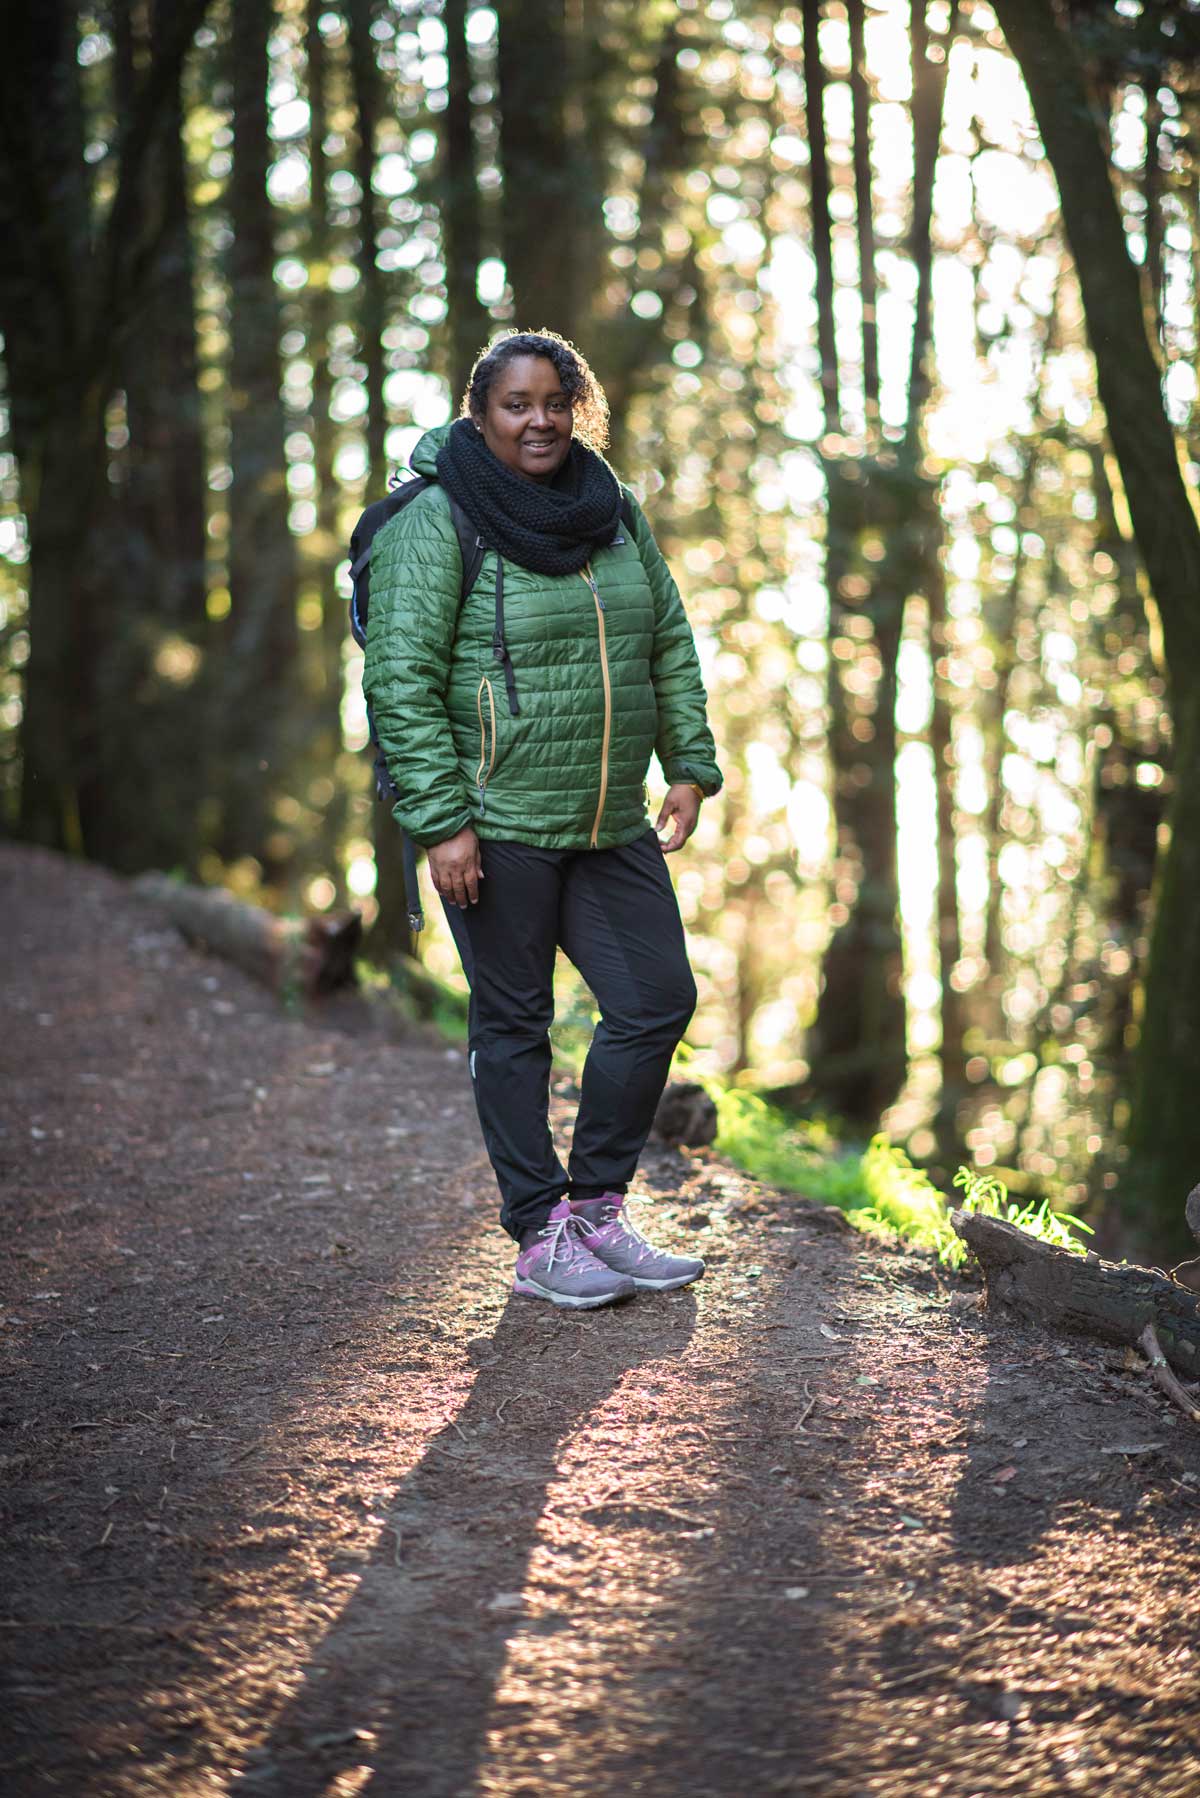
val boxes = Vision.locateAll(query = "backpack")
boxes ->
[348,474,636,933]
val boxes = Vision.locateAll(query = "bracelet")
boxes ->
[688,783,706,801]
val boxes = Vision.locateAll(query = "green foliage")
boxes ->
[715,1088,1092,1268]
[358,955,470,1041]
[714,1090,865,1206]
[951,1165,1094,1258]
[850,1137,964,1264]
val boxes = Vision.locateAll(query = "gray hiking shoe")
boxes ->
[571,1193,705,1291]
[512,1199,637,1310]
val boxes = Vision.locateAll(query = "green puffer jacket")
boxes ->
[362,425,722,851]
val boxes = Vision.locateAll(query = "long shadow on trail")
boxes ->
[232,1289,697,1797]
[946,1308,1184,1571]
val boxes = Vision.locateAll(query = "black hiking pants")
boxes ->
[442,829,697,1242]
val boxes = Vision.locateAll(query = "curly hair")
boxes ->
[461,330,610,451]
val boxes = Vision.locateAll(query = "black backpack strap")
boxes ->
[401,830,424,936]
[442,494,519,717]
[445,495,485,605]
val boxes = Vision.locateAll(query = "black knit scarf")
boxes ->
[435,416,623,575]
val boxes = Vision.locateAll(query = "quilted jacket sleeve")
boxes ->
[627,493,723,796]
[361,493,474,847]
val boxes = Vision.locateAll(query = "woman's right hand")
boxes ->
[427,826,484,908]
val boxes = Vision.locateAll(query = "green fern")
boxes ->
[712,1085,1092,1268]
[952,1165,1093,1256]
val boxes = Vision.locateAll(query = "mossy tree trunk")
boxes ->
[995,0,1200,1248]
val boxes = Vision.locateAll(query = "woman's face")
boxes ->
[478,355,573,482]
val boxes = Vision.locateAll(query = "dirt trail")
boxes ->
[4,843,1200,1798]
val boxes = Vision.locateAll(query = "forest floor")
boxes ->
[4,844,1200,1798]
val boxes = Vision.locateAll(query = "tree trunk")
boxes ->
[1128,692,1200,1250]
[802,0,839,438]
[904,0,955,431]
[807,0,955,1127]
[496,0,575,333]
[1,0,211,858]
[980,452,1035,980]
[344,0,408,953]
[847,0,878,422]
[346,0,388,485]
[2,5,96,852]
[1143,92,1164,346]
[97,0,209,875]
[307,0,343,705]
[928,530,967,1159]
[994,0,1200,1249]
[220,0,299,877]
[442,0,487,405]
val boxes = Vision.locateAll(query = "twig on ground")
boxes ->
[496,1392,526,1421]
[1138,1323,1200,1426]
[794,1384,816,1435]
[877,1608,1015,1690]
[581,1500,706,1527]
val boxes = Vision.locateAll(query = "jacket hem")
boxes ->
[473,815,654,852]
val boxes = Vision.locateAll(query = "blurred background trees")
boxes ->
[2,0,1199,1253]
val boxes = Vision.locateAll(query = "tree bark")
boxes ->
[802,0,839,438]
[442,0,487,406]
[343,0,409,954]
[307,0,343,706]
[807,1,955,1127]
[495,0,575,333]
[951,1208,1200,1377]
[97,0,209,875]
[0,0,211,856]
[993,0,1200,676]
[994,0,1200,1247]
[346,0,388,485]
[847,0,878,423]
[904,0,956,437]
[220,0,300,875]
[928,531,967,1155]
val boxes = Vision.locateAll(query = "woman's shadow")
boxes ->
[234,1287,698,1797]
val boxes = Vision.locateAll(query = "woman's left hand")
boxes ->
[656,783,702,853]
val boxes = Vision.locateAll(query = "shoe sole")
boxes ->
[627,1263,705,1291]
[512,1276,636,1309]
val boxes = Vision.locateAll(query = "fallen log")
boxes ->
[951,1208,1200,1377]
[134,874,361,998]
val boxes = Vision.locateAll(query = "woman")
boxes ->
[363,331,722,1309]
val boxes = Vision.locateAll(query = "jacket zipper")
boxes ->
[580,562,611,848]
[475,675,496,813]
